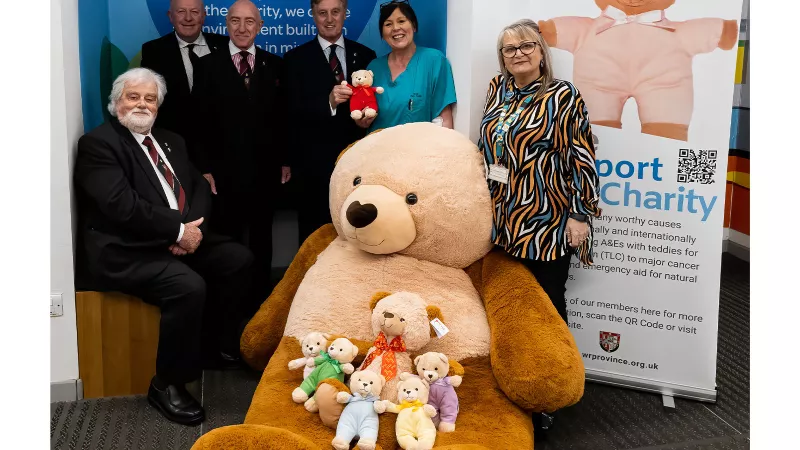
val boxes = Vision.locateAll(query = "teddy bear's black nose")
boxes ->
[427,374,434,379]
[383,312,394,319]
[346,201,378,228]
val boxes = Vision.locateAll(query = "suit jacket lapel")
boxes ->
[112,119,170,206]
[202,32,222,54]
[345,39,359,83]
[166,33,191,96]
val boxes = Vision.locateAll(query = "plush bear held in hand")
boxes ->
[539,0,738,141]
[358,292,442,403]
[292,337,357,404]
[331,370,385,450]
[343,69,384,120]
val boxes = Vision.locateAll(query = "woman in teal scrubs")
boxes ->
[361,1,457,131]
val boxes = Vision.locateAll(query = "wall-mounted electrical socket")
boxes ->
[51,293,63,317]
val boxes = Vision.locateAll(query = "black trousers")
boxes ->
[518,252,572,325]
[297,169,332,246]
[123,237,254,385]
[211,191,275,301]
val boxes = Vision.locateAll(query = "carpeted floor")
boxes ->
[50,253,749,450]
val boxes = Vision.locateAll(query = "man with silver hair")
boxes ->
[74,67,255,426]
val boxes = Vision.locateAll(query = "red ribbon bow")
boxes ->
[360,332,406,381]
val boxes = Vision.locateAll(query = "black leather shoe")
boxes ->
[147,379,205,426]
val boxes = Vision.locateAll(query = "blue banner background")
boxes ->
[79,0,447,132]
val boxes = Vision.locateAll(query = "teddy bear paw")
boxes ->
[423,404,437,418]
[332,437,350,450]
[364,108,377,118]
[304,397,319,412]
[341,363,355,374]
[374,400,387,414]
[336,391,351,404]
[438,421,456,432]
[355,438,376,450]
[351,110,364,120]
[292,387,309,403]
[450,375,463,388]
[305,357,316,367]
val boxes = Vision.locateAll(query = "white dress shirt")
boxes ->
[319,35,347,116]
[176,32,211,91]
[130,131,185,242]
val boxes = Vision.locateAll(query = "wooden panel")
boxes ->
[76,291,160,399]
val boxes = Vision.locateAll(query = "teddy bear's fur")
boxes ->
[292,337,358,404]
[288,331,331,379]
[344,69,384,120]
[191,123,586,450]
[538,0,738,141]
[359,292,440,403]
[378,373,438,450]
[415,352,461,432]
[331,370,385,450]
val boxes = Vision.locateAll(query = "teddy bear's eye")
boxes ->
[339,348,343,351]
[317,342,320,345]
[405,193,418,205]
[400,318,405,322]
[434,367,438,371]
[353,176,361,186]
[369,381,373,384]
[415,388,419,391]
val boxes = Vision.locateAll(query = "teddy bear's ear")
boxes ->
[351,343,359,359]
[368,70,374,76]
[369,292,393,311]
[322,333,332,340]
[426,305,444,338]
[399,372,413,381]
[414,355,422,367]
[437,353,448,366]
[379,374,386,387]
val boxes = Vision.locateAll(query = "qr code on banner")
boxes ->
[677,149,717,184]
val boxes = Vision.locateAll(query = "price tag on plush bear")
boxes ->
[487,164,509,184]
[430,318,449,338]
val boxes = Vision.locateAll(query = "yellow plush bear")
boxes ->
[191,123,585,449]
[378,373,438,450]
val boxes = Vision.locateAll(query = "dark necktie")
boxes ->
[186,43,201,70]
[142,136,186,213]
[329,44,344,83]
[238,50,252,89]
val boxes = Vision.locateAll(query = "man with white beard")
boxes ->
[74,68,255,426]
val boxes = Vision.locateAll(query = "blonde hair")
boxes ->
[496,19,554,101]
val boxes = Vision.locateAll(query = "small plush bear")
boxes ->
[287,331,330,379]
[330,370,385,450]
[292,337,358,403]
[342,69,384,120]
[377,373,437,450]
[359,292,443,403]
[414,352,462,432]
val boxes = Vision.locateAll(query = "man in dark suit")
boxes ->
[193,0,288,300]
[74,68,254,426]
[140,0,228,158]
[284,0,377,244]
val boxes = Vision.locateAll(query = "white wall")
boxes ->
[447,0,523,142]
[51,0,83,384]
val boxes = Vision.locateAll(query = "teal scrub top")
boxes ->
[367,47,457,131]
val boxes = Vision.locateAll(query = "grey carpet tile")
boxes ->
[535,383,739,450]
[50,396,201,450]
[629,433,749,450]
[200,369,262,435]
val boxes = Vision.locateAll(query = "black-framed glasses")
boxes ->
[500,41,538,58]
[380,0,409,9]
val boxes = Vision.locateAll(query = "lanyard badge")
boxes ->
[489,87,533,184]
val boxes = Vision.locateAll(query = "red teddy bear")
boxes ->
[343,69,384,120]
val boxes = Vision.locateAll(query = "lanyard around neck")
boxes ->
[493,89,534,162]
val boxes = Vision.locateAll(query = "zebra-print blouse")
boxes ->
[478,74,602,265]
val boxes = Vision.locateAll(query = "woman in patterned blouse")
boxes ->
[478,19,602,325]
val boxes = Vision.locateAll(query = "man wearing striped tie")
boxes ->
[74,68,255,426]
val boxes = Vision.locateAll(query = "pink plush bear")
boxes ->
[539,0,738,141]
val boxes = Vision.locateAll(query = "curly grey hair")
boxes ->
[107,68,167,117]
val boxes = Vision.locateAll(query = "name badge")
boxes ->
[487,164,509,184]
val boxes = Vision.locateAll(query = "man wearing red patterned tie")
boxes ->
[192,0,288,301]
[74,68,255,426]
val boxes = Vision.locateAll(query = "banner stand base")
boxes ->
[586,368,717,403]
[662,395,676,408]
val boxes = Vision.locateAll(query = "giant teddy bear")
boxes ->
[539,0,738,141]
[191,123,585,449]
